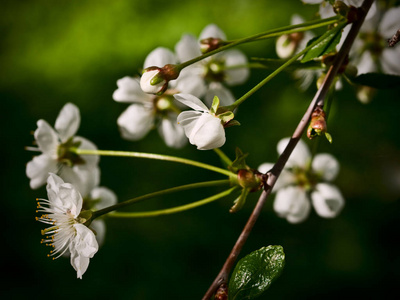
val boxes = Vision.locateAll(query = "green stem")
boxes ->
[74,148,235,178]
[92,179,231,219]
[109,187,238,218]
[213,148,233,166]
[225,21,348,111]
[177,16,344,70]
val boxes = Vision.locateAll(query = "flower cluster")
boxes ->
[114,24,249,150]
[259,138,344,223]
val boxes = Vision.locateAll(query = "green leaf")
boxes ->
[229,245,285,300]
[301,26,342,63]
[350,73,400,89]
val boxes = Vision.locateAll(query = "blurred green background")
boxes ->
[2,0,400,299]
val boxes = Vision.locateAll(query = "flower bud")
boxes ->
[200,37,223,53]
[140,68,167,94]
[307,106,329,141]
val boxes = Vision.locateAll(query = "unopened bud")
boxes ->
[140,68,167,94]
[140,64,181,95]
[307,106,331,142]
[200,37,223,53]
[214,283,228,300]
[333,1,349,17]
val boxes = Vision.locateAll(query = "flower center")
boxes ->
[57,137,86,167]
[359,31,386,58]
[291,166,321,191]
[204,59,226,82]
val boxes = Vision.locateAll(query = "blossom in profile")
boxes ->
[26,103,100,196]
[113,47,205,148]
[258,138,344,223]
[174,93,230,150]
[175,24,249,106]
[36,173,98,279]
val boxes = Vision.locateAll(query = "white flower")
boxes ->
[113,47,206,148]
[258,138,344,223]
[351,6,400,76]
[26,103,100,196]
[175,24,249,106]
[174,93,226,150]
[84,186,117,246]
[36,173,98,279]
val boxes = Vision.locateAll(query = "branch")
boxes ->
[202,1,374,299]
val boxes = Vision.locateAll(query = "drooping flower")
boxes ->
[174,93,231,150]
[26,103,100,196]
[175,24,249,106]
[113,47,205,148]
[36,173,98,279]
[258,138,344,223]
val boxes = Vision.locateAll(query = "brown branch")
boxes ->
[202,1,374,299]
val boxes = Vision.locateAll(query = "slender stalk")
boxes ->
[178,16,343,70]
[92,179,231,219]
[203,1,374,298]
[226,22,347,111]
[74,148,235,178]
[213,148,233,166]
[108,187,238,218]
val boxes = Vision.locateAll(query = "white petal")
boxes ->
[113,76,154,104]
[381,48,400,76]
[223,49,249,85]
[90,220,106,247]
[199,24,227,41]
[311,183,345,218]
[319,2,335,19]
[174,93,209,112]
[379,7,400,36]
[70,224,98,279]
[143,47,177,68]
[204,82,235,107]
[291,14,305,25]
[356,51,376,75]
[91,186,117,210]
[117,104,155,140]
[74,136,100,168]
[258,163,295,191]
[274,186,310,223]
[301,0,322,4]
[58,183,83,217]
[140,70,166,94]
[189,114,225,150]
[70,166,101,198]
[158,112,187,149]
[277,138,311,168]
[55,103,80,142]
[175,34,202,62]
[26,154,59,189]
[276,35,296,59]
[312,153,340,181]
[46,173,64,203]
[177,110,203,139]
[172,73,206,98]
[34,120,59,156]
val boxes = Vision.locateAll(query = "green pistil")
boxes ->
[292,167,321,192]
[204,59,226,82]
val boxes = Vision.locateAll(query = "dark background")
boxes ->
[2,0,400,299]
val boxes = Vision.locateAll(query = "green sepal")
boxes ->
[301,25,342,63]
[349,73,400,89]
[325,132,333,144]
[228,147,249,173]
[77,210,93,227]
[229,188,250,213]
[228,245,285,300]
[150,74,164,86]
[218,111,235,124]
[210,96,220,115]
[224,119,241,128]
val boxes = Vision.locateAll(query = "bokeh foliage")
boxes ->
[2,0,400,298]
